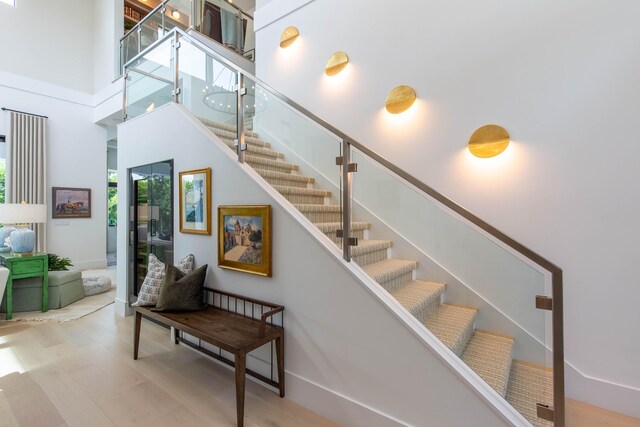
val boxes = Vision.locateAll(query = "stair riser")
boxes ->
[326,230,366,246]
[378,271,414,293]
[448,321,474,357]
[280,193,326,205]
[353,249,389,267]
[263,177,309,189]
[246,160,295,173]
[302,211,342,223]
[410,297,442,323]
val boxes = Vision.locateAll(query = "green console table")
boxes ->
[0,253,49,320]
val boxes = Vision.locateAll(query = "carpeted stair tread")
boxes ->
[258,170,314,184]
[206,127,272,148]
[244,145,284,159]
[315,222,370,233]
[221,141,283,159]
[506,361,554,427]
[245,155,299,171]
[351,240,392,256]
[461,331,514,398]
[293,204,339,213]
[198,117,259,138]
[424,304,477,357]
[272,186,331,197]
[362,259,417,283]
[391,280,445,321]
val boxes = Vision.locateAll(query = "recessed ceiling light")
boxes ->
[172,10,181,19]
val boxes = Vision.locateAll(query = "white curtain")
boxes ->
[5,111,47,252]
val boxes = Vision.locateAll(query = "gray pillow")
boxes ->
[153,264,208,312]
[132,254,195,307]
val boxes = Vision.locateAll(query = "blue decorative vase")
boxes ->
[0,226,16,248]
[10,227,36,254]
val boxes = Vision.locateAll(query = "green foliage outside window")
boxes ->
[0,160,5,204]
[108,170,117,226]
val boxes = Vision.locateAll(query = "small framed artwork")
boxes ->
[52,187,91,218]
[218,205,272,277]
[179,168,212,235]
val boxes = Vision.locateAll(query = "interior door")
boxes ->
[128,160,173,301]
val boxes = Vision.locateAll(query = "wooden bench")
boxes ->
[133,287,285,427]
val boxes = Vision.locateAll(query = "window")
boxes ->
[108,170,117,226]
[0,0,16,7]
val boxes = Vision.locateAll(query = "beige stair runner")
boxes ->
[200,118,554,427]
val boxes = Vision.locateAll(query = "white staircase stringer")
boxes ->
[176,104,533,427]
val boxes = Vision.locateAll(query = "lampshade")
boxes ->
[0,203,47,224]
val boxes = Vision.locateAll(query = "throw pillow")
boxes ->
[131,254,195,306]
[153,264,208,312]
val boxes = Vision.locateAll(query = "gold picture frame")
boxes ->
[179,168,212,235]
[218,205,272,277]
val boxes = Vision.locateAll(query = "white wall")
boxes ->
[0,0,96,93]
[253,0,640,416]
[0,73,107,269]
[116,103,517,427]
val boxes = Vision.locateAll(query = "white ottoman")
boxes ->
[83,276,112,296]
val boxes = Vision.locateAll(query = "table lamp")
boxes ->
[0,202,48,255]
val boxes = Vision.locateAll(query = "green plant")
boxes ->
[48,253,73,271]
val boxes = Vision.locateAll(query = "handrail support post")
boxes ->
[172,32,180,103]
[236,73,246,163]
[341,140,353,261]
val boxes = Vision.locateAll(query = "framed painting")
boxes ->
[179,168,212,235]
[52,187,91,218]
[218,205,272,277]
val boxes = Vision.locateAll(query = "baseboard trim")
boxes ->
[566,362,640,418]
[114,297,132,317]
[286,371,408,427]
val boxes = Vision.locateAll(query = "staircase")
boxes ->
[199,117,554,426]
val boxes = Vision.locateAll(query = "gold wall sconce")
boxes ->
[280,26,300,48]
[468,124,510,158]
[385,85,417,114]
[325,51,349,76]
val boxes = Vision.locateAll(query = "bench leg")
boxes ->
[276,335,285,398]
[235,353,246,427]
[133,311,142,360]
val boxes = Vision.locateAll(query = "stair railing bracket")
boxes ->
[537,404,555,422]
[535,295,553,311]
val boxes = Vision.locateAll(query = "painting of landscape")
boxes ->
[218,205,271,277]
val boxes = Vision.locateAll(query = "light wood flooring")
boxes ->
[0,304,337,427]
[0,304,639,427]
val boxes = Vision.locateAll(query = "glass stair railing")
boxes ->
[123,28,565,427]
[118,0,254,76]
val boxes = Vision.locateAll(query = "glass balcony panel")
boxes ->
[125,37,175,120]
[121,30,139,71]
[177,36,238,135]
[139,9,164,52]
[198,0,254,60]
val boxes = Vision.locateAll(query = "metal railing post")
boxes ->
[341,140,352,261]
[161,6,166,34]
[172,32,180,103]
[236,73,246,163]
[553,272,565,426]
[137,26,142,57]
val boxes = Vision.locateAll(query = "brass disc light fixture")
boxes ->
[325,51,349,76]
[385,85,416,114]
[468,124,511,158]
[279,26,299,48]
